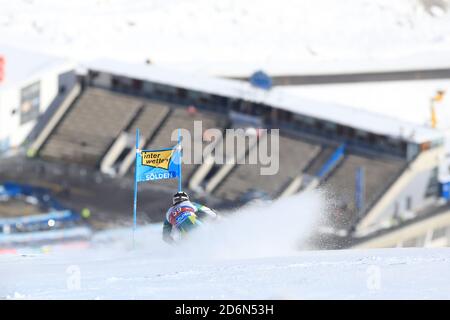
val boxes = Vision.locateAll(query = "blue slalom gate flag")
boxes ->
[135,146,181,182]
[132,128,183,248]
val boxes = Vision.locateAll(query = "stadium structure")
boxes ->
[0,45,75,153]
[1,46,450,250]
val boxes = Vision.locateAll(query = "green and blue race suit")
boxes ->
[162,200,217,243]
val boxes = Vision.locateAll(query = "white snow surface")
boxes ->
[1,191,450,299]
[280,80,450,129]
[1,0,450,76]
[0,44,71,90]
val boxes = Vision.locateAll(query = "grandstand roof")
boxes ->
[85,59,443,145]
[0,44,73,90]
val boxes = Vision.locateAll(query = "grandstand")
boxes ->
[40,88,142,166]
[127,102,170,142]
[0,45,75,154]
[2,58,447,249]
[321,151,406,232]
[303,145,337,178]
[212,133,321,201]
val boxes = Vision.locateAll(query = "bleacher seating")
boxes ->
[322,152,406,230]
[127,101,170,139]
[304,145,336,177]
[40,88,142,166]
[33,81,412,241]
[213,133,321,201]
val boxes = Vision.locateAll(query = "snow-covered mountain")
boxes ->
[0,0,450,76]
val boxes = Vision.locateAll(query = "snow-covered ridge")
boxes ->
[1,0,450,76]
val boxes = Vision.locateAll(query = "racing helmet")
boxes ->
[173,191,189,205]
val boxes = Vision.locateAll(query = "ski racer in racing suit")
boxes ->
[162,191,217,244]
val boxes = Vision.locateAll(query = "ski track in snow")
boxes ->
[1,191,450,299]
[2,246,450,299]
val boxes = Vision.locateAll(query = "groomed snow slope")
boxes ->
[3,245,450,299]
[1,192,450,299]
[1,0,450,76]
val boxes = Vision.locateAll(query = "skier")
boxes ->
[162,191,217,244]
